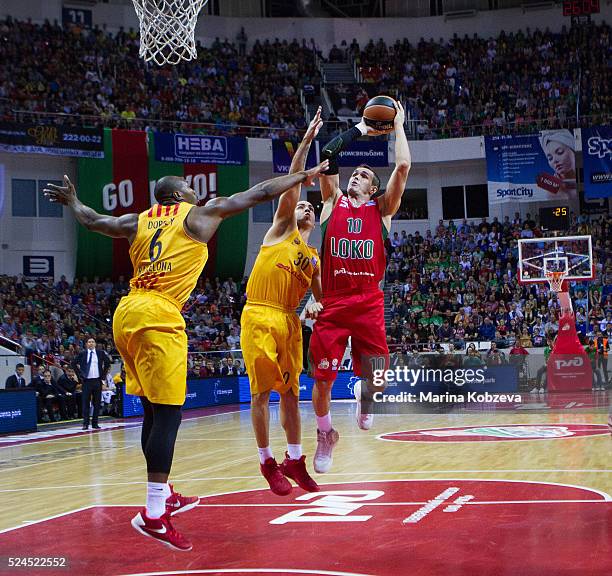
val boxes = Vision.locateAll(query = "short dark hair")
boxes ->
[154,175,185,204]
[16,363,24,369]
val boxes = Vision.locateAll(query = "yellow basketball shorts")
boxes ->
[113,291,187,406]
[241,303,302,397]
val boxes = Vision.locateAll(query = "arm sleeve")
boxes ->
[321,125,367,175]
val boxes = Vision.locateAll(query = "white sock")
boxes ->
[287,443,302,460]
[258,446,273,464]
[146,482,170,519]
[316,413,332,432]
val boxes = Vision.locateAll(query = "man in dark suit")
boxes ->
[220,357,240,376]
[57,365,82,418]
[43,369,69,421]
[30,367,57,422]
[5,363,27,389]
[73,337,110,430]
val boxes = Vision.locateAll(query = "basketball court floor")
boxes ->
[0,398,610,576]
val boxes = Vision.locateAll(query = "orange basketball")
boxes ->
[362,95,397,134]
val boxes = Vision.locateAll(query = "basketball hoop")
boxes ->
[545,270,566,293]
[132,0,209,66]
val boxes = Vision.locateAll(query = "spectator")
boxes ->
[47,368,74,420]
[5,363,27,389]
[57,366,82,418]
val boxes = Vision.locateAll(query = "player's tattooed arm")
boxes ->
[44,175,138,241]
[271,107,324,235]
[379,101,411,218]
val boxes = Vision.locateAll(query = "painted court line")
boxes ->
[118,569,377,576]
[0,469,611,493]
[0,446,133,472]
[0,409,243,449]
[0,506,94,534]
[1,479,610,534]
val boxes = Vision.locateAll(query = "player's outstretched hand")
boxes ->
[44,175,77,206]
[305,301,324,320]
[303,160,330,186]
[393,99,405,129]
[303,106,323,143]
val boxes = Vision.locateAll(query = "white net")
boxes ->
[545,270,566,293]
[132,0,209,66]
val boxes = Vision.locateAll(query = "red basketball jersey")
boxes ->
[321,195,387,294]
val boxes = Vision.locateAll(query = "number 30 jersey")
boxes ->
[128,202,208,308]
[246,228,319,312]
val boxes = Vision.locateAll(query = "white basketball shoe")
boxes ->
[354,379,374,430]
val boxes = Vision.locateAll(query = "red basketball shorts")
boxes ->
[308,288,389,382]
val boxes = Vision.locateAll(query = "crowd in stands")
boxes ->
[1,17,609,139]
[384,213,612,357]
[0,17,321,138]
[0,273,249,422]
[0,273,250,359]
[327,22,610,138]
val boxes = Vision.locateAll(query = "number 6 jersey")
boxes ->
[128,202,208,308]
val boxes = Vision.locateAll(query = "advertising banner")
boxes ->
[272,140,319,173]
[154,132,246,165]
[485,131,578,205]
[581,125,612,198]
[0,122,104,158]
[122,377,240,417]
[239,372,357,403]
[0,390,37,434]
[77,129,249,280]
[337,140,388,168]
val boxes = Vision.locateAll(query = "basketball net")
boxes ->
[132,0,209,66]
[545,270,573,316]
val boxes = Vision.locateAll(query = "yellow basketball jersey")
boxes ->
[246,228,319,311]
[128,202,208,308]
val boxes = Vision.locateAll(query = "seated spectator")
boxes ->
[57,366,82,419]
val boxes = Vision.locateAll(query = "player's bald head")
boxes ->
[154,176,187,204]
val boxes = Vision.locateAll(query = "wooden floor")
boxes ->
[0,400,610,575]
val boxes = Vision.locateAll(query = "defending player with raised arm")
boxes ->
[43,161,328,552]
[242,108,324,495]
[309,100,411,473]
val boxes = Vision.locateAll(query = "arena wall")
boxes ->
[3,131,588,281]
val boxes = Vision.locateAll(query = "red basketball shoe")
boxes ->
[279,453,320,492]
[260,457,292,496]
[131,509,192,551]
[166,484,200,516]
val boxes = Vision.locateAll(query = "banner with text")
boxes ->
[123,377,240,417]
[77,129,249,280]
[154,132,246,165]
[272,140,319,173]
[581,125,612,199]
[485,131,578,205]
[337,140,388,168]
[0,122,104,158]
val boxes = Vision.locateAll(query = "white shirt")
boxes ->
[86,349,100,379]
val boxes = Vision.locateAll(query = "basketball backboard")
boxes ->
[517,235,593,284]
